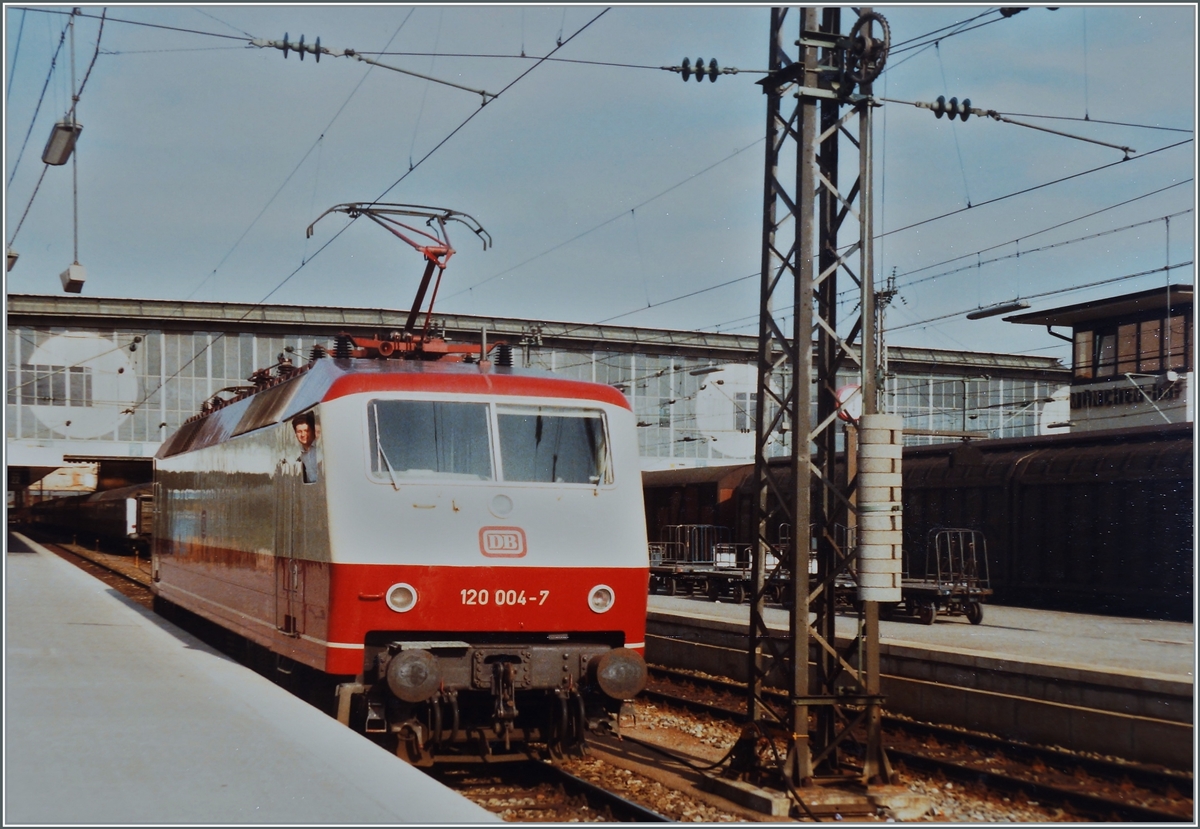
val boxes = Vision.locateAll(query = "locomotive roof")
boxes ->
[157,357,630,459]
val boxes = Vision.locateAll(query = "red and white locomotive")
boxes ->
[152,205,649,761]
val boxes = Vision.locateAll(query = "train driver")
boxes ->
[292,412,319,484]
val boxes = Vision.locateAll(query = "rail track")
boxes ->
[647,665,1194,823]
[432,760,670,822]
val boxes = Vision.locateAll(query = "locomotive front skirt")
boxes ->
[153,355,649,757]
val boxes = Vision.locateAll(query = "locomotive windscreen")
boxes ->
[369,400,492,480]
[497,405,610,485]
[366,399,612,485]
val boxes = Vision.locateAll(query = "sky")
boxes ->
[3,4,1196,367]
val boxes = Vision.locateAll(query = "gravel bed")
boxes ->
[627,699,1092,822]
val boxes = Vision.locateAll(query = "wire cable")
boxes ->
[935,42,972,207]
[888,261,1193,333]
[184,9,418,300]
[875,139,1192,242]
[447,135,764,300]
[10,6,248,42]
[882,179,1192,285]
[366,8,612,207]
[6,18,70,188]
[7,8,27,97]
[887,8,1001,51]
[130,11,613,417]
[189,6,256,39]
[6,165,50,249]
[68,7,106,117]
[990,112,1191,133]
[893,209,1193,294]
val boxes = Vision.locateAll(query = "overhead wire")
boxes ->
[447,135,764,300]
[990,112,1191,133]
[883,11,1012,72]
[7,7,27,96]
[366,7,612,208]
[184,8,419,300]
[878,179,1192,286]
[129,9,614,418]
[69,7,106,118]
[6,17,70,187]
[887,262,1193,333]
[13,8,1190,416]
[407,8,445,171]
[10,6,249,42]
[887,8,1002,52]
[892,209,1193,294]
[6,10,106,251]
[98,46,246,55]
[364,51,681,72]
[188,6,256,40]
[874,139,1192,242]
[935,42,972,207]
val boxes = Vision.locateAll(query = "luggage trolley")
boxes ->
[649,524,729,597]
[896,528,992,625]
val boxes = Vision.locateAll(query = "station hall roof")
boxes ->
[7,293,1066,375]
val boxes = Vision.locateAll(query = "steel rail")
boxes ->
[530,760,672,822]
[888,749,1191,823]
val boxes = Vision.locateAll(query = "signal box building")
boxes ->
[1005,284,1193,433]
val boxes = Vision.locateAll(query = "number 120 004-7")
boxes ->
[461,588,549,606]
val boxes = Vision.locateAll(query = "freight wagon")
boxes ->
[644,422,1193,621]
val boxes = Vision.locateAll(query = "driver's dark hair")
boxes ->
[292,411,315,431]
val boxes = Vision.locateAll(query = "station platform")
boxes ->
[647,595,1195,770]
[4,532,498,824]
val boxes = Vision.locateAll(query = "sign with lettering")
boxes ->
[479,526,527,558]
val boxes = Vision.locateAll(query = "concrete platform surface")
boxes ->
[649,595,1195,681]
[5,534,498,825]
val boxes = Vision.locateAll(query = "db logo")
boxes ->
[479,527,527,558]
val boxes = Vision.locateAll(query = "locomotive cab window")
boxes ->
[368,400,492,481]
[497,405,612,485]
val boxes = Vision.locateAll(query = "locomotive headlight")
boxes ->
[587,584,615,614]
[386,583,418,613]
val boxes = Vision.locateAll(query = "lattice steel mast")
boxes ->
[747,7,895,789]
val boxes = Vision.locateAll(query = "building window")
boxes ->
[18,365,93,407]
[1073,330,1093,379]
[1138,319,1162,371]
[1074,312,1192,380]
[734,392,755,432]
[1167,315,1188,370]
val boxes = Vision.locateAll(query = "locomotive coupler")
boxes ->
[492,662,519,751]
[491,661,520,721]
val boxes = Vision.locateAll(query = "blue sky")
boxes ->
[4,4,1196,365]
